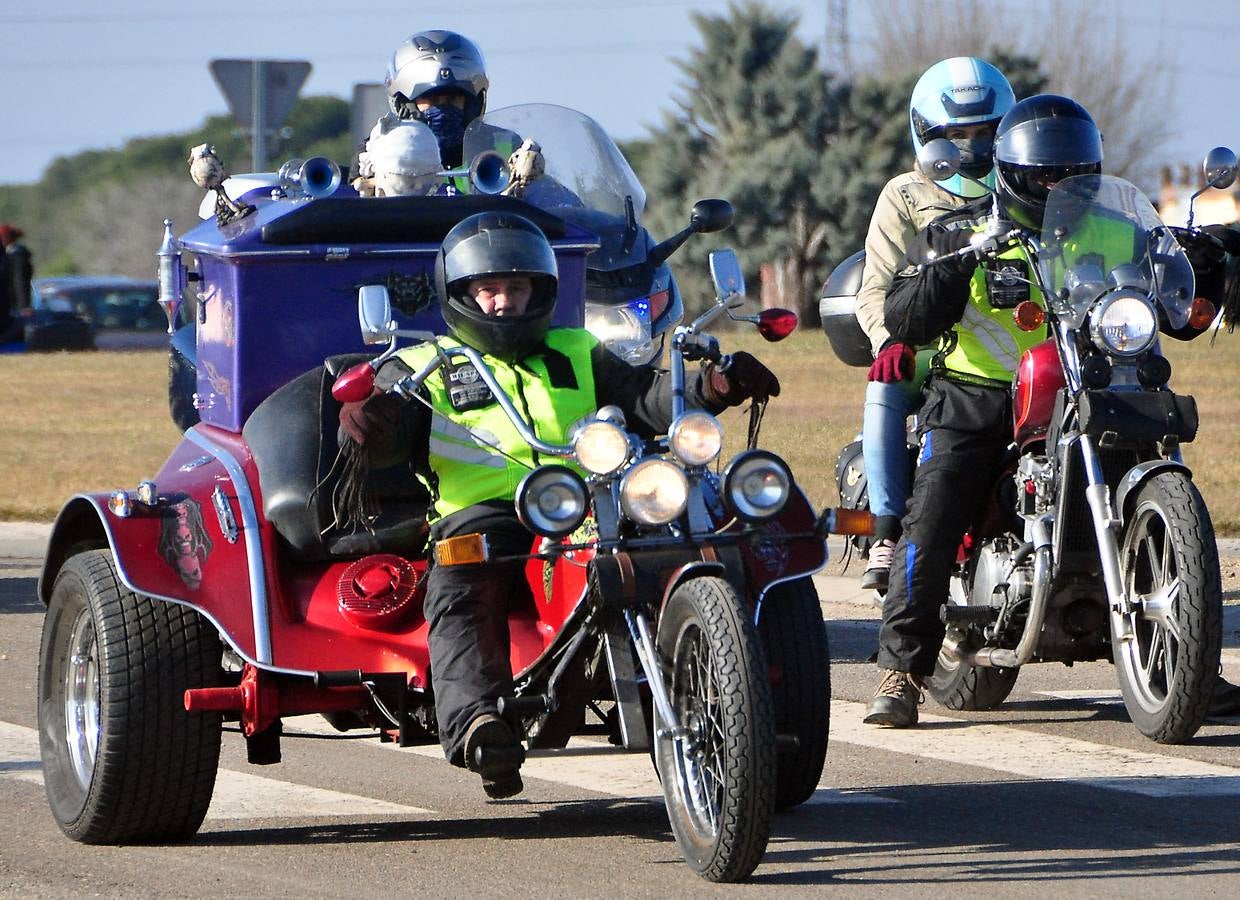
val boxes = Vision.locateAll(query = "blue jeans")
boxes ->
[862,379,919,522]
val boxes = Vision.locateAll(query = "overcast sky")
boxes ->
[3,0,1237,186]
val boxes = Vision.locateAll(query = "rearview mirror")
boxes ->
[917,138,962,183]
[709,249,745,303]
[690,199,734,234]
[358,285,395,345]
[1203,146,1238,190]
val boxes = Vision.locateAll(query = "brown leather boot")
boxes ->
[863,668,924,727]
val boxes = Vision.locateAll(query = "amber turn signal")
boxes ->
[1188,297,1217,330]
[820,507,876,536]
[433,533,490,566]
[1013,300,1045,332]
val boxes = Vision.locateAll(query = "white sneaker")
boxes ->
[860,538,897,592]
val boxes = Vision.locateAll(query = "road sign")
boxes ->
[209,59,312,171]
[351,82,389,149]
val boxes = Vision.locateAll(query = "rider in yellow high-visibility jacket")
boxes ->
[866,95,1230,728]
[338,211,780,795]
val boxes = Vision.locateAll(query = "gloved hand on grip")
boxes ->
[704,351,781,407]
[1171,225,1229,270]
[926,225,976,278]
[868,341,915,383]
[339,390,403,446]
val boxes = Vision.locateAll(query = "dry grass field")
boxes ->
[1,330,1239,533]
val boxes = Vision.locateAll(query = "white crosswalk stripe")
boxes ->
[831,700,1240,798]
[0,721,433,820]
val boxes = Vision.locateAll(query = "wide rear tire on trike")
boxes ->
[1113,472,1222,744]
[38,550,223,843]
[758,577,830,809]
[654,576,776,883]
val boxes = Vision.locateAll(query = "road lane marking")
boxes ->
[0,721,433,820]
[831,700,1240,798]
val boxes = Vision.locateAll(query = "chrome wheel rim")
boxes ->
[668,619,725,842]
[63,608,100,791]
[1119,503,1181,714]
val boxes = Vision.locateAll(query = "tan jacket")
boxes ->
[857,170,964,356]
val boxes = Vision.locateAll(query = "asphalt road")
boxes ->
[3,525,1239,897]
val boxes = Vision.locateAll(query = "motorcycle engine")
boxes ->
[1015,455,1056,518]
[953,536,1034,640]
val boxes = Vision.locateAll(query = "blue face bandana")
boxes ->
[420,104,467,167]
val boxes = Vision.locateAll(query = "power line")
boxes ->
[7,0,726,25]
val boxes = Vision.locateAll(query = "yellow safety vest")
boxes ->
[395,328,599,518]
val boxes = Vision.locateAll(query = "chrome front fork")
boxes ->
[1078,436,1134,642]
[625,609,688,739]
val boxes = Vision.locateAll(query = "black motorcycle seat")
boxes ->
[243,354,430,562]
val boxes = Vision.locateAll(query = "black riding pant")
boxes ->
[423,505,533,766]
[877,378,1011,676]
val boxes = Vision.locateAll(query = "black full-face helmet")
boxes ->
[994,94,1103,229]
[435,212,559,362]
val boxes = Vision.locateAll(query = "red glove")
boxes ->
[705,351,781,406]
[867,341,914,383]
[339,390,403,446]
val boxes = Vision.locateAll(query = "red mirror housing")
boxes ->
[757,308,798,342]
[331,362,377,403]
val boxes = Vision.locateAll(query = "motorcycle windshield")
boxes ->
[463,103,649,270]
[1039,174,1195,330]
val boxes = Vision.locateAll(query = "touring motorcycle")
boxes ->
[853,140,1236,743]
[36,144,851,878]
[168,104,694,430]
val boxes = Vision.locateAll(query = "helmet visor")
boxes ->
[443,227,558,287]
[996,117,1103,167]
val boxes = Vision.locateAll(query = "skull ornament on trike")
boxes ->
[35,147,850,881]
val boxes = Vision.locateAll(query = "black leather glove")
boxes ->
[704,351,781,406]
[339,390,403,446]
[926,225,976,278]
[1171,225,1228,270]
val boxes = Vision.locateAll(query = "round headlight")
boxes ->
[619,459,689,526]
[1091,291,1158,357]
[515,466,590,538]
[573,420,631,475]
[722,450,792,522]
[669,412,724,467]
[585,301,653,364]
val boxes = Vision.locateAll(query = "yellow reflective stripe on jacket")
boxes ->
[396,328,599,518]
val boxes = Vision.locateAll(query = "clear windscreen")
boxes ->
[463,103,649,269]
[1039,174,1195,330]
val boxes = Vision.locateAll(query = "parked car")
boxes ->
[33,276,169,350]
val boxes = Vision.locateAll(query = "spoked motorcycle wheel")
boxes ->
[757,577,830,809]
[38,550,224,843]
[1113,472,1222,743]
[654,576,776,883]
[927,570,1018,711]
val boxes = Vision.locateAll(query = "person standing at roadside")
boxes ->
[0,225,33,314]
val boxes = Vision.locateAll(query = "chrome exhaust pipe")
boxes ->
[966,514,1053,669]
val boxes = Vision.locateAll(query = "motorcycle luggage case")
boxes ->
[818,249,873,368]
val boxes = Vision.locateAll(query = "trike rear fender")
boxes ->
[40,426,275,668]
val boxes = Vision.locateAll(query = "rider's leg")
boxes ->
[866,423,1007,725]
[860,379,915,590]
[423,557,523,767]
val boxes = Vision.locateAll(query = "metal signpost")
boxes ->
[209,59,312,172]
